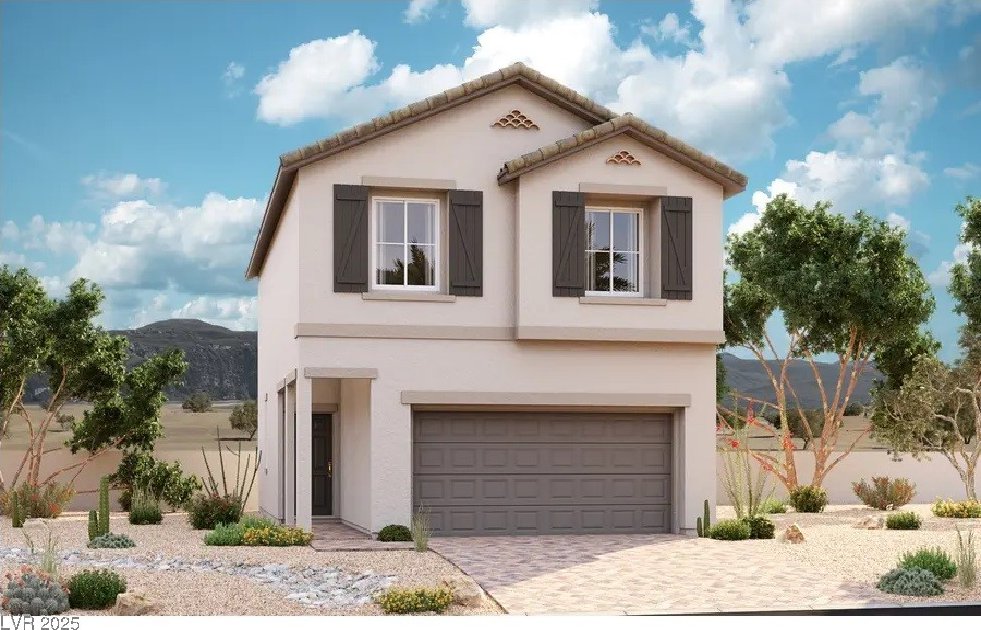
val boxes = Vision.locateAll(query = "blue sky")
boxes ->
[1,0,979,357]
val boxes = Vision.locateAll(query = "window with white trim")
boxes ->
[585,207,642,295]
[373,198,439,290]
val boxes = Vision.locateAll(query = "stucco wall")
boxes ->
[516,136,724,334]
[337,379,372,531]
[256,186,301,519]
[298,336,717,533]
[295,84,591,329]
[717,450,981,506]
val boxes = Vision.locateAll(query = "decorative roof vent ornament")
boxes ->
[492,110,540,130]
[606,150,641,165]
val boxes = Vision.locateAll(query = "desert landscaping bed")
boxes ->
[718,503,981,606]
[0,513,501,615]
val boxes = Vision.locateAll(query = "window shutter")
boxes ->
[552,191,586,297]
[448,190,483,296]
[333,184,369,293]
[661,196,693,300]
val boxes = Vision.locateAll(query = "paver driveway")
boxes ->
[430,534,887,614]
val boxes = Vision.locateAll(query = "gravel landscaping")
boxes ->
[0,513,501,615]
[719,503,981,605]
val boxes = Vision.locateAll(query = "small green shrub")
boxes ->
[709,518,751,541]
[87,533,135,549]
[743,516,776,539]
[187,494,242,530]
[375,586,453,614]
[128,490,162,525]
[852,477,916,510]
[877,567,943,596]
[789,485,827,513]
[377,524,413,542]
[1,566,69,615]
[759,497,788,514]
[239,514,274,530]
[204,523,245,546]
[955,528,978,589]
[932,498,981,519]
[885,511,921,530]
[411,506,431,552]
[67,569,126,609]
[899,547,957,581]
[2,482,75,520]
[241,525,312,546]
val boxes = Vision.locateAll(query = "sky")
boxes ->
[0,0,979,357]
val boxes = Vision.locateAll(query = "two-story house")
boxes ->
[246,63,746,537]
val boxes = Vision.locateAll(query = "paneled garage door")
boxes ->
[413,410,673,536]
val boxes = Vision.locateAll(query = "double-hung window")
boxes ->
[373,198,439,290]
[585,207,642,295]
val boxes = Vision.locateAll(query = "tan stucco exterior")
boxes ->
[255,75,740,535]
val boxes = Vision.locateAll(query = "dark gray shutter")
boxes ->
[552,191,585,297]
[333,184,369,293]
[661,196,693,300]
[448,190,483,297]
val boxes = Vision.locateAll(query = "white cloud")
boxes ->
[728,178,797,236]
[222,62,246,97]
[929,241,973,286]
[886,212,911,231]
[641,13,693,45]
[460,0,597,29]
[81,172,165,199]
[19,215,94,255]
[254,31,380,125]
[171,296,257,330]
[944,162,981,180]
[404,0,439,23]
[830,48,859,67]
[1,221,19,240]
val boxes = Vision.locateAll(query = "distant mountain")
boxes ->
[25,319,257,403]
[721,352,882,409]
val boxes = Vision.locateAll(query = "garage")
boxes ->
[412,410,673,536]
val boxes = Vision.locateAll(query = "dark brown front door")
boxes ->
[312,414,333,515]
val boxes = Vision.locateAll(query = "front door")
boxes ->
[312,414,333,515]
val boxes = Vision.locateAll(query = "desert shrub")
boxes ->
[241,525,312,547]
[955,528,978,588]
[229,400,257,439]
[182,392,212,413]
[789,485,827,513]
[375,587,453,614]
[742,516,776,539]
[55,414,76,431]
[886,511,922,530]
[110,452,200,511]
[187,494,242,530]
[118,488,132,512]
[709,518,751,541]
[1,482,75,519]
[852,477,916,510]
[87,533,135,549]
[377,524,413,542]
[759,497,788,514]
[239,514,275,530]
[877,567,943,596]
[932,498,981,519]
[1,566,69,615]
[128,490,162,525]
[204,523,245,546]
[411,506,432,552]
[899,547,957,581]
[67,569,126,610]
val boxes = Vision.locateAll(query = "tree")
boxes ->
[716,353,729,403]
[228,399,257,439]
[0,265,187,491]
[719,195,934,491]
[182,391,212,413]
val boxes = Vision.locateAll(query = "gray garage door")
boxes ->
[413,410,673,536]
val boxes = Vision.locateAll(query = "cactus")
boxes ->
[10,492,25,528]
[1,567,69,616]
[98,476,110,536]
[696,516,703,538]
[703,499,711,534]
[88,510,99,541]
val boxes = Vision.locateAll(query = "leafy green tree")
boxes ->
[182,391,212,413]
[109,451,200,510]
[716,353,729,404]
[721,195,934,491]
[0,265,187,492]
[228,399,257,439]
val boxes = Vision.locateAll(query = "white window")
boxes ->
[585,207,642,295]
[373,198,439,290]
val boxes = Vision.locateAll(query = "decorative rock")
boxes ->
[782,524,805,544]
[21,519,50,545]
[442,576,486,607]
[853,517,884,530]
[113,592,160,616]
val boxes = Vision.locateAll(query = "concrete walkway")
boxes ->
[431,534,889,614]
